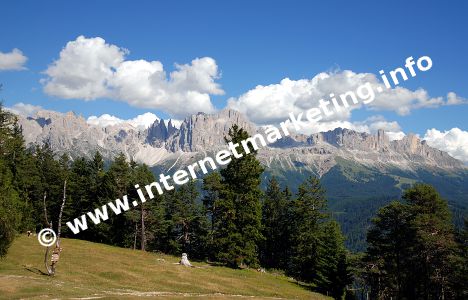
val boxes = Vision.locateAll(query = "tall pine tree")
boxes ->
[289,176,328,282]
[0,102,24,256]
[210,125,264,267]
[260,177,291,269]
[364,184,460,299]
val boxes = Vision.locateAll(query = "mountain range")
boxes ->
[16,108,468,251]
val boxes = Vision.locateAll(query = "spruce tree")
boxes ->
[210,125,264,267]
[364,184,460,299]
[202,172,223,241]
[127,163,156,250]
[288,176,328,282]
[0,158,22,257]
[202,171,236,262]
[35,143,64,231]
[144,183,168,253]
[169,180,208,258]
[403,184,457,299]
[316,220,350,299]
[0,103,23,256]
[451,218,468,299]
[103,153,133,246]
[261,177,291,269]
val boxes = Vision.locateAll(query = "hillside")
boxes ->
[15,108,468,251]
[0,236,329,299]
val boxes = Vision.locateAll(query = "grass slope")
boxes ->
[0,236,328,299]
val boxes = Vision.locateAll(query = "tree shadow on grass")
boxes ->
[292,280,317,292]
[22,265,48,276]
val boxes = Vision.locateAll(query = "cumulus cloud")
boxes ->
[6,102,42,117]
[385,131,406,141]
[43,36,126,99]
[446,92,468,105]
[163,119,182,129]
[228,70,465,125]
[423,128,468,163]
[87,112,160,129]
[361,115,401,132]
[354,115,406,141]
[42,36,223,117]
[87,114,126,127]
[127,112,160,129]
[0,49,28,71]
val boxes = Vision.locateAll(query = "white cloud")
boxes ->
[228,70,465,125]
[358,115,405,141]
[127,112,159,129]
[423,128,468,163]
[163,119,182,129]
[362,115,401,132]
[228,73,355,125]
[42,36,223,118]
[43,36,126,99]
[0,49,28,71]
[87,112,160,129]
[446,92,468,105]
[385,131,406,141]
[6,102,42,117]
[87,114,125,127]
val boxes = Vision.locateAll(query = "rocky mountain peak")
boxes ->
[315,127,389,151]
[13,108,465,173]
[165,108,256,152]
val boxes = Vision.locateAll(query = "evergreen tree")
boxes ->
[164,181,208,257]
[209,125,264,267]
[128,163,156,251]
[260,177,291,269]
[202,171,231,260]
[316,221,350,299]
[202,172,223,243]
[0,158,22,257]
[102,153,133,246]
[66,155,112,242]
[288,176,328,282]
[88,151,107,234]
[0,102,23,256]
[404,184,457,299]
[144,175,169,253]
[364,184,460,299]
[364,201,414,299]
[35,143,65,231]
[451,218,468,299]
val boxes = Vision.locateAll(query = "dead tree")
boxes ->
[140,204,146,251]
[133,222,138,250]
[43,191,52,275]
[43,180,67,276]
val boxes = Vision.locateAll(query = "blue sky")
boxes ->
[0,0,467,142]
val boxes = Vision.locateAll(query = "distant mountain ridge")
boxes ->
[16,108,465,175]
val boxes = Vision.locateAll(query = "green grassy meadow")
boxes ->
[0,236,328,299]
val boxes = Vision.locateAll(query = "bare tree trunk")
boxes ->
[56,180,67,246]
[140,205,146,251]
[43,192,49,227]
[43,181,67,276]
[42,192,53,275]
[133,222,138,250]
[50,180,67,275]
